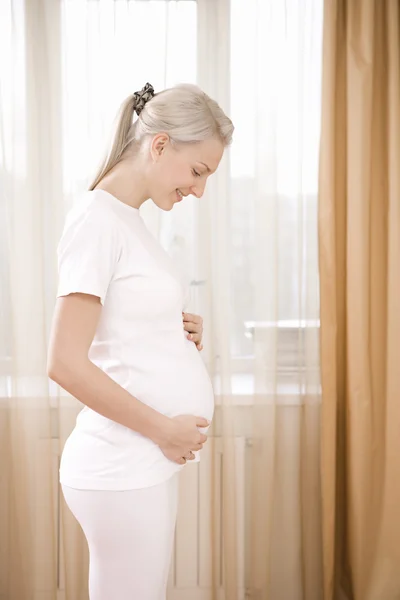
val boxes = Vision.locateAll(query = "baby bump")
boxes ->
[126,351,215,420]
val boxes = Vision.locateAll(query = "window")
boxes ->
[61,0,197,197]
[62,0,322,398]
[61,0,199,280]
[227,0,323,393]
[0,0,322,400]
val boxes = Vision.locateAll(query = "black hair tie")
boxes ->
[133,82,155,116]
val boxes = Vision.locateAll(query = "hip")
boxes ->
[59,426,185,491]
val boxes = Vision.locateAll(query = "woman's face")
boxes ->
[147,135,224,211]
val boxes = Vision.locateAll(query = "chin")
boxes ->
[153,195,178,212]
[159,200,175,212]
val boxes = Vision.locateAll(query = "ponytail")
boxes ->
[88,94,137,191]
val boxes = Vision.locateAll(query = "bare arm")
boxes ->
[47,293,208,463]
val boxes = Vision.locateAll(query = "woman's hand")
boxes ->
[158,415,209,465]
[183,312,204,351]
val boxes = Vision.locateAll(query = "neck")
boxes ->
[95,156,150,210]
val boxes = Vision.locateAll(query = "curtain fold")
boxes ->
[319,1,400,598]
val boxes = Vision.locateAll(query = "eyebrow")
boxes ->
[199,162,211,173]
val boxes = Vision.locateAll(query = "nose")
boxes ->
[190,181,206,198]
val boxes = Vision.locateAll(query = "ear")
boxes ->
[150,133,170,162]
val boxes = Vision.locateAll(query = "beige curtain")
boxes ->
[0,1,324,599]
[319,1,400,599]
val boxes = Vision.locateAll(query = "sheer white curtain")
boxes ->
[195,1,324,598]
[0,1,323,599]
[0,1,62,598]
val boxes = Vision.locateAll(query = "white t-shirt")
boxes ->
[57,190,214,490]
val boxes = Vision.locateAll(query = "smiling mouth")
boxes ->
[176,189,184,201]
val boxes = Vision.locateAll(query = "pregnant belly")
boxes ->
[124,342,215,421]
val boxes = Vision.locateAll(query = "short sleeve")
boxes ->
[57,207,121,305]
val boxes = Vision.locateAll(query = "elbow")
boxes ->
[47,354,64,384]
[47,351,74,385]
[47,349,88,387]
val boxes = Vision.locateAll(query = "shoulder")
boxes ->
[60,190,129,244]
[65,190,122,230]
[58,191,125,260]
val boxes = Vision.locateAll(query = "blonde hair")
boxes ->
[89,83,234,190]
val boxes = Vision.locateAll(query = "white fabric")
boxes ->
[62,474,179,600]
[58,190,214,490]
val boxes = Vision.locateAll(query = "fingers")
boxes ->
[184,327,203,342]
[182,312,203,325]
[182,313,204,345]
[187,333,202,343]
[191,442,204,451]
[194,432,208,445]
[176,451,195,465]
[196,416,210,428]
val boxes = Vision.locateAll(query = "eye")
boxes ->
[192,169,201,177]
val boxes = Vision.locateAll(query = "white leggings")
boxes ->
[62,474,179,600]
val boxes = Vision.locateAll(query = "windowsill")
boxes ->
[0,371,321,407]
[213,373,321,405]
[244,319,320,330]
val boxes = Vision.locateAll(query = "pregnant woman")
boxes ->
[47,82,234,600]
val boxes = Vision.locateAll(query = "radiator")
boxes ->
[168,436,247,600]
